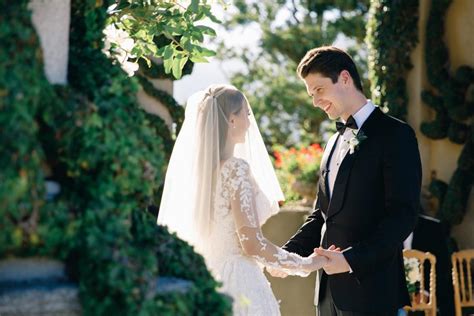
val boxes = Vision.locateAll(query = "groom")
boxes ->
[277,46,422,315]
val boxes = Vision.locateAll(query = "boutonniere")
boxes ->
[347,130,368,154]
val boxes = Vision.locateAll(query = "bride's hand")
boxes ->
[305,245,341,272]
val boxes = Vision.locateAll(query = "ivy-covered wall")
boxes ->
[420,0,474,227]
[366,0,419,121]
[0,1,231,315]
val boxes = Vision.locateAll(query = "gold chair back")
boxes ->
[452,249,474,316]
[403,249,437,316]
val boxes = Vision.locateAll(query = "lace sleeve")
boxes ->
[227,159,326,276]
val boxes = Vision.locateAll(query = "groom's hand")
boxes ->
[314,247,351,275]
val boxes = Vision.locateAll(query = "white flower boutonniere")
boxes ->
[347,130,368,154]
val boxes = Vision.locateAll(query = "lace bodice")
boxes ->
[211,157,324,276]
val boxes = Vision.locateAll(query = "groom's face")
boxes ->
[304,72,346,120]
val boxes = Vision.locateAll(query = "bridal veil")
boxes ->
[157,84,284,255]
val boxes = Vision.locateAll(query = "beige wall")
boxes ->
[407,0,474,249]
[445,0,474,249]
[137,78,174,129]
[29,0,70,85]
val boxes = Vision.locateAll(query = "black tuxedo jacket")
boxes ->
[283,108,422,313]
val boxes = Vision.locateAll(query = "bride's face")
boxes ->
[229,103,251,143]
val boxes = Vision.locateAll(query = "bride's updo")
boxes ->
[201,84,248,159]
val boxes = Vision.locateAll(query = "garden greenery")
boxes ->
[366,0,419,119]
[0,0,231,315]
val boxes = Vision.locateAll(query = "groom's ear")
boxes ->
[339,70,350,85]
[339,70,356,90]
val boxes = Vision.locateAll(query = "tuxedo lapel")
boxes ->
[318,133,339,214]
[327,108,382,219]
[326,150,357,218]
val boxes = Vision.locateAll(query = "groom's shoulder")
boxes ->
[379,111,416,139]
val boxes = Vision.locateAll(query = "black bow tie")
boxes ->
[336,116,358,135]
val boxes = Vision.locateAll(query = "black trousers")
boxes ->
[316,275,398,316]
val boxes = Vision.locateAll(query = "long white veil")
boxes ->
[157,84,284,256]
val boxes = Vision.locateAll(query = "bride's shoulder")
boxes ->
[221,157,250,175]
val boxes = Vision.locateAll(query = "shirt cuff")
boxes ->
[342,246,354,273]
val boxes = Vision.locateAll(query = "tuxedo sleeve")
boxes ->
[282,199,325,257]
[343,124,421,280]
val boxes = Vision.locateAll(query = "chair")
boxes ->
[403,249,437,316]
[452,250,474,316]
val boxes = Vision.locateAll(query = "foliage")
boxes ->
[220,0,370,147]
[365,0,419,120]
[104,0,221,78]
[0,0,231,315]
[273,143,324,201]
[419,0,474,226]
[0,0,56,256]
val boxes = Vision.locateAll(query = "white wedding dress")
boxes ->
[205,157,315,316]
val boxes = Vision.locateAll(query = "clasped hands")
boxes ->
[267,245,352,278]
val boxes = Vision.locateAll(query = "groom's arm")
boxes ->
[282,202,325,257]
[342,124,421,281]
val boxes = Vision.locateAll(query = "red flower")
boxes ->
[274,151,282,168]
[311,143,322,151]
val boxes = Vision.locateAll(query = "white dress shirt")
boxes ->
[327,100,376,198]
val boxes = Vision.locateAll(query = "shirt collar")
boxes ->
[348,100,376,130]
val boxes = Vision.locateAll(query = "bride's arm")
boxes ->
[228,160,327,276]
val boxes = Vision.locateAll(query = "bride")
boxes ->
[157,84,327,315]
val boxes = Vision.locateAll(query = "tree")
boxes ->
[104,0,222,79]
[219,0,370,147]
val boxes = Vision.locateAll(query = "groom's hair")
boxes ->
[297,46,364,93]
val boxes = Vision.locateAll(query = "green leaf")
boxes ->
[196,46,216,57]
[179,55,188,70]
[202,6,222,24]
[190,55,208,63]
[146,42,158,55]
[172,57,182,79]
[134,29,147,39]
[189,0,199,13]
[156,46,166,57]
[163,56,173,74]
[191,31,204,42]
[142,56,152,68]
[163,45,173,59]
[180,35,193,51]
[195,25,216,36]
